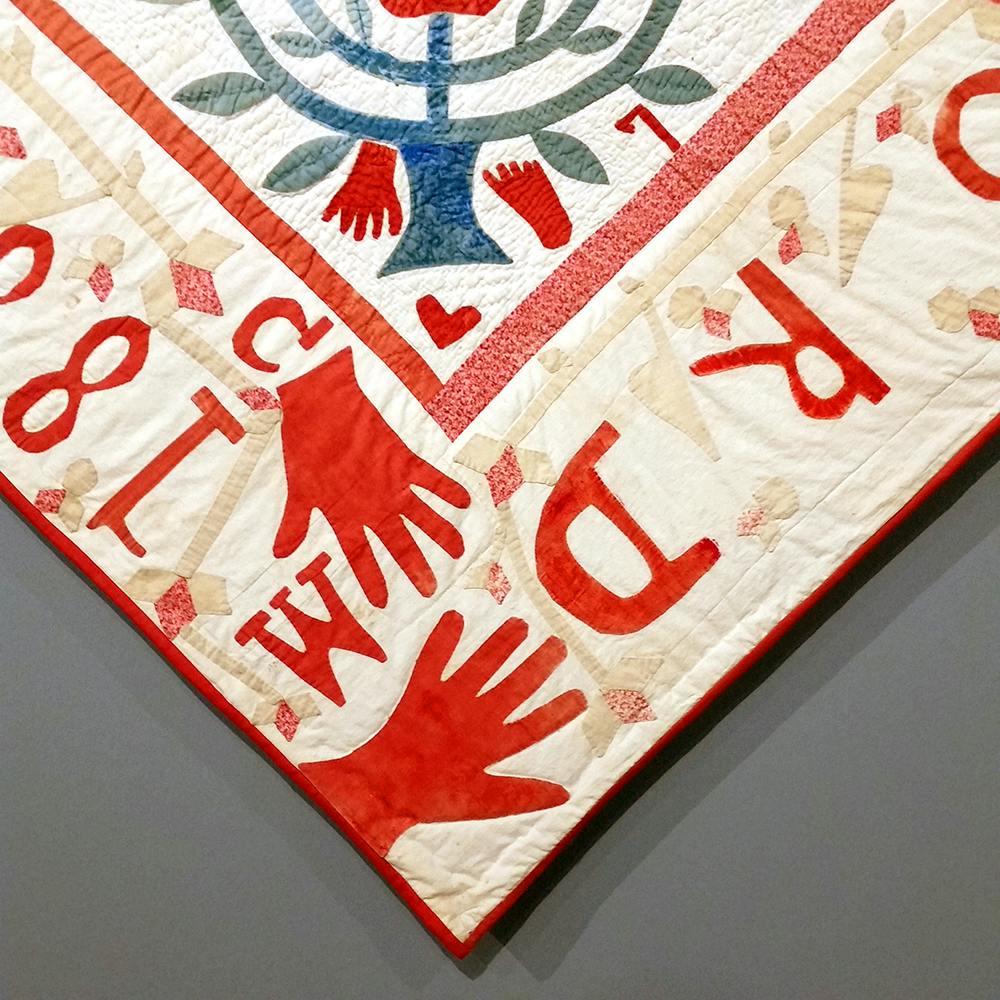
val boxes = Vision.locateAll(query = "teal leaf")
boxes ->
[262,136,356,193]
[631,65,716,105]
[173,73,274,116]
[516,0,545,45]
[563,26,621,55]
[346,0,373,45]
[272,31,326,58]
[533,129,608,185]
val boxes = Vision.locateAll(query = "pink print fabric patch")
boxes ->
[1,0,997,956]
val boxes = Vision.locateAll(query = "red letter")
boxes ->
[691,259,889,419]
[232,297,333,373]
[0,224,53,305]
[235,552,385,706]
[87,388,245,556]
[935,69,1000,202]
[535,422,721,635]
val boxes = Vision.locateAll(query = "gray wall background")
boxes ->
[2,442,997,1000]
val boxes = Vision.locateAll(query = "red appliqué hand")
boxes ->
[301,611,586,855]
[274,349,471,607]
[322,141,403,241]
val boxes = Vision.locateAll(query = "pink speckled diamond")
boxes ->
[702,307,732,339]
[737,505,767,537]
[969,310,1000,341]
[274,701,301,741]
[154,578,198,639]
[0,126,26,159]
[88,263,114,302]
[875,104,903,142]
[778,224,803,265]
[34,488,66,514]
[485,562,511,604]
[170,260,223,316]
[485,446,524,507]
[238,387,281,411]
[603,688,656,725]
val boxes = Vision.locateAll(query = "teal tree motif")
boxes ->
[155,0,715,275]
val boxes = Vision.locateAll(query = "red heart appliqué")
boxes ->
[417,295,482,349]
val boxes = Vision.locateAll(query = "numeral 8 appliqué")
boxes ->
[3,315,151,454]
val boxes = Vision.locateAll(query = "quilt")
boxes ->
[1,0,997,957]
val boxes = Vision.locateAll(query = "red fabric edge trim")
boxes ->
[3,413,996,959]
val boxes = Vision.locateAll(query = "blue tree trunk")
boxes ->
[380,142,510,277]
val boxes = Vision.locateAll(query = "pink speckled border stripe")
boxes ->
[427,0,895,439]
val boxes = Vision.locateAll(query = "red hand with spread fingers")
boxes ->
[274,348,471,607]
[300,612,587,855]
[322,142,403,241]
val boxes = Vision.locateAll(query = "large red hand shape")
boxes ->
[274,349,471,607]
[300,612,586,855]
